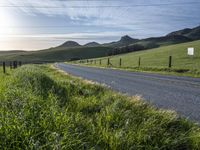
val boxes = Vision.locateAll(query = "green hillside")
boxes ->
[168,26,200,40]
[110,26,200,55]
[0,51,26,57]
[0,46,113,62]
[82,40,200,75]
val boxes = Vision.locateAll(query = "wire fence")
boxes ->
[77,55,200,73]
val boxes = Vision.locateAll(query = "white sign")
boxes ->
[188,48,194,56]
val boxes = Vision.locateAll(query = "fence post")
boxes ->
[107,58,110,66]
[99,59,101,65]
[16,61,18,68]
[95,60,96,65]
[169,56,172,68]
[3,62,6,74]
[13,61,17,69]
[19,61,22,67]
[10,62,12,69]
[138,57,141,68]
[119,58,122,67]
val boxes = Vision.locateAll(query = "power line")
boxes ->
[1,2,200,8]
[0,24,149,28]
[0,19,196,29]
[8,0,119,1]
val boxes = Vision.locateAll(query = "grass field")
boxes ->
[0,65,200,149]
[80,40,200,77]
[0,46,112,62]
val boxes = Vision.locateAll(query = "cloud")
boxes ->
[7,0,200,32]
[1,0,200,50]
[1,31,133,40]
[7,0,148,30]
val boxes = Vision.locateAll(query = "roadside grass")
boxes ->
[77,40,200,77]
[0,66,11,76]
[0,65,200,149]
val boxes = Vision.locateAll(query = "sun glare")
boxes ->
[0,8,15,38]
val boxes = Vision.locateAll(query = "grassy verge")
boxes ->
[74,63,200,78]
[0,66,12,76]
[0,65,200,149]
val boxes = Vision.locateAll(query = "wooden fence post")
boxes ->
[107,58,110,66]
[3,62,6,74]
[19,61,22,67]
[13,61,16,69]
[138,57,141,68]
[119,58,122,67]
[99,59,101,65]
[10,62,12,69]
[169,56,172,68]
[13,61,18,69]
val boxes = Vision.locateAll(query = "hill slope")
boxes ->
[0,46,113,62]
[58,41,81,48]
[88,40,200,71]
[84,42,100,47]
[112,26,200,55]
[103,35,139,47]
[168,26,200,40]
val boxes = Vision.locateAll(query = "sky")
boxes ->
[0,0,200,50]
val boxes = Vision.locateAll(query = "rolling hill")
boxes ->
[0,46,113,62]
[84,42,100,47]
[103,35,139,48]
[168,26,200,40]
[107,26,200,56]
[56,41,81,48]
[88,40,200,72]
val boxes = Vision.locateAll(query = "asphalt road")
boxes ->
[55,63,200,122]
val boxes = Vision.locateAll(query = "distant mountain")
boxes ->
[183,26,200,40]
[167,26,200,40]
[167,28,192,36]
[120,35,138,43]
[110,30,195,56]
[104,35,139,47]
[114,26,200,54]
[140,34,192,46]
[84,42,100,47]
[58,41,81,48]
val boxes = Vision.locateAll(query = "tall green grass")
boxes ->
[0,65,200,149]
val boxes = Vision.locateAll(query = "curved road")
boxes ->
[55,63,200,123]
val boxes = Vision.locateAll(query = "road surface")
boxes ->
[55,63,200,122]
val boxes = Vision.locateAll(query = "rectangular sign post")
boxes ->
[119,58,122,67]
[169,56,172,68]
[107,58,110,66]
[138,57,141,68]
[188,48,194,56]
[3,62,6,74]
